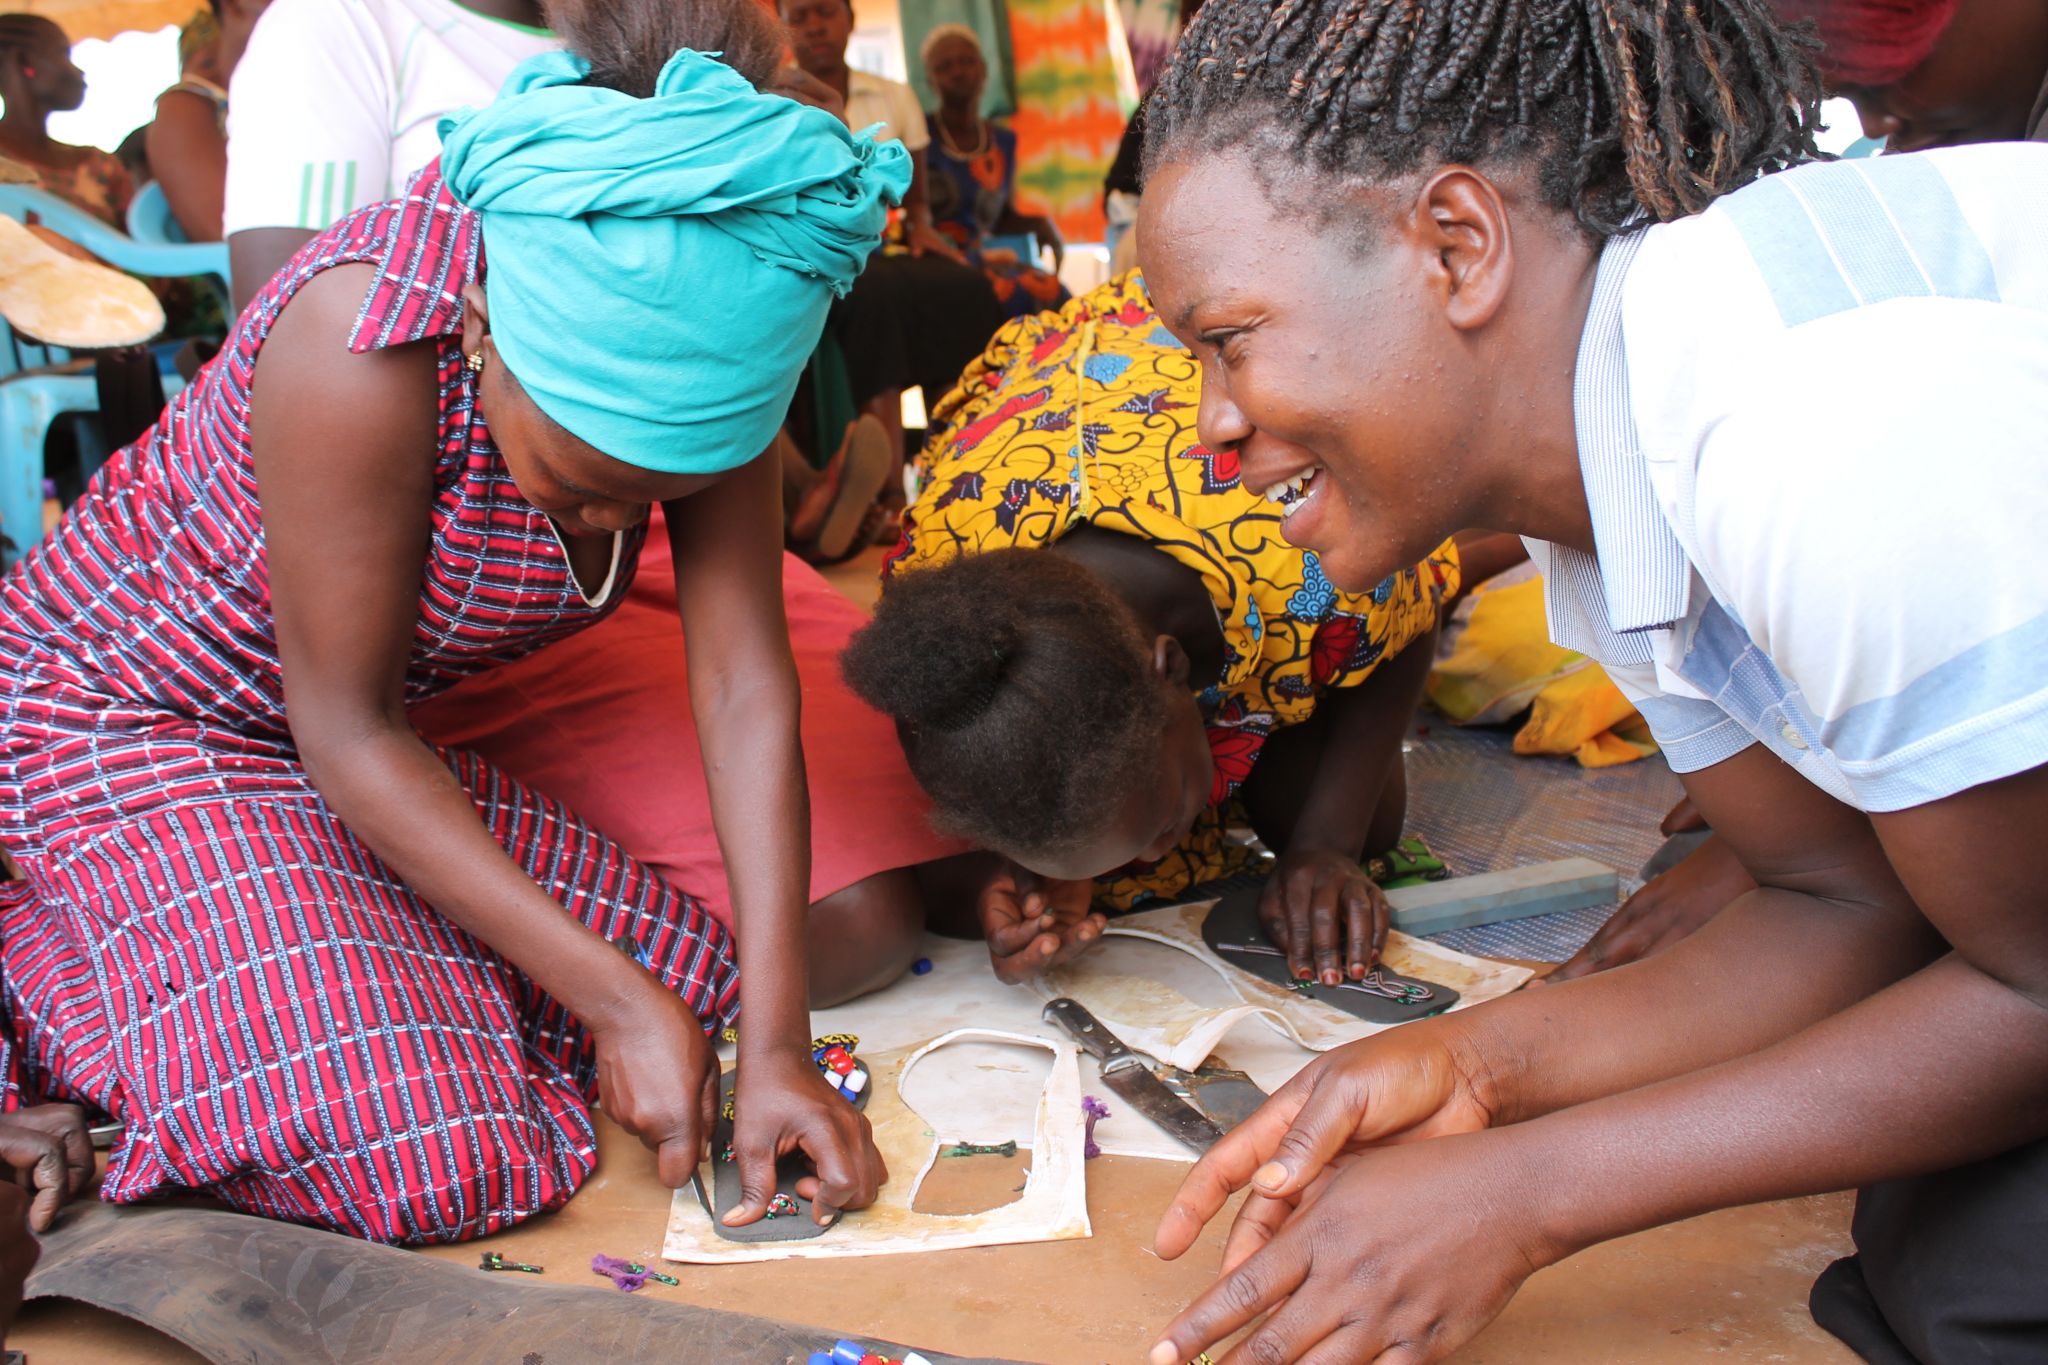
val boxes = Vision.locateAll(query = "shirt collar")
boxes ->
[1535,226,1692,667]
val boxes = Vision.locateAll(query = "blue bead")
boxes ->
[911,957,933,975]
[809,1355,834,1365]
[832,1341,867,1365]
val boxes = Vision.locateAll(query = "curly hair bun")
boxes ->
[843,550,1170,860]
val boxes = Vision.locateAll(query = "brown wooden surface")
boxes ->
[12,1110,1856,1364]
[7,551,1861,1362]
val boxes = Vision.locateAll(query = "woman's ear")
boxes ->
[1152,634,1192,688]
[458,281,490,360]
[1408,166,1517,332]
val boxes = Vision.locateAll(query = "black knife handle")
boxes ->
[1042,997,1135,1067]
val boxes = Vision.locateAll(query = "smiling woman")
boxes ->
[1132,0,2048,1362]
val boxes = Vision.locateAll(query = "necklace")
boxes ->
[935,112,990,160]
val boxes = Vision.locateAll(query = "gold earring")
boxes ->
[464,349,485,374]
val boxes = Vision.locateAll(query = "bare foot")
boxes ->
[812,416,894,561]
[1534,834,1755,985]
[787,437,850,545]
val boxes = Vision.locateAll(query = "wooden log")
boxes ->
[1385,857,1619,936]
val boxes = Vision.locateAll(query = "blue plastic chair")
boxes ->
[0,184,217,567]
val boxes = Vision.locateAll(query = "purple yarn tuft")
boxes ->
[1081,1094,1111,1158]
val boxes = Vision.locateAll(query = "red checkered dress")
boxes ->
[0,169,742,1245]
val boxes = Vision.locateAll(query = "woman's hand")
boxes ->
[906,218,969,264]
[726,1047,887,1226]
[1155,1018,1498,1263]
[0,1103,94,1232]
[590,974,723,1188]
[1256,845,1389,985]
[977,863,1104,982]
[1148,1132,1551,1365]
[1540,833,1754,984]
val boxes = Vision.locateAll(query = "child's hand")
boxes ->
[976,863,1104,983]
[1257,845,1389,985]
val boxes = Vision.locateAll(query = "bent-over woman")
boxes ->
[0,2,904,1244]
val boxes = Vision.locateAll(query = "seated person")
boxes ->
[782,0,1005,483]
[145,0,272,243]
[919,24,1069,320]
[0,15,132,226]
[844,273,1457,984]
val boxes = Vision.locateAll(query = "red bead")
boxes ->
[823,1047,856,1075]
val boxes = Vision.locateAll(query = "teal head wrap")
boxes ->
[439,50,910,474]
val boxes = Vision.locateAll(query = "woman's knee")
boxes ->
[807,868,926,1008]
[226,1102,597,1246]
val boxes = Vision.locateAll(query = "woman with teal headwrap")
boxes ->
[0,0,908,1242]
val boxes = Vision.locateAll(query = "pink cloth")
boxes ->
[412,515,968,928]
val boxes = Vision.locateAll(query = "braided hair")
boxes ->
[1146,0,1825,234]
[842,550,1168,860]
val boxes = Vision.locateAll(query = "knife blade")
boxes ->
[1042,997,1226,1156]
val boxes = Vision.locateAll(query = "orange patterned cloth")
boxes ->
[887,272,1459,907]
[1005,0,1128,243]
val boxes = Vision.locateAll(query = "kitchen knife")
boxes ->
[1042,997,1226,1156]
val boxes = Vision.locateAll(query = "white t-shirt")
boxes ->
[223,0,557,235]
[1528,143,2048,813]
[845,68,929,152]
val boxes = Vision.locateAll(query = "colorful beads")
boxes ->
[810,1035,869,1103]
[816,1341,930,1365]
[765,1192,800,1219]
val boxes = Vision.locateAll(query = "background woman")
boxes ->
[919,24,1067,320]
[846,273,1455,984]
[0,14,130,226]
[0,0,903,1243]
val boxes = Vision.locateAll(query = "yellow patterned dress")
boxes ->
[885,272,1460,908]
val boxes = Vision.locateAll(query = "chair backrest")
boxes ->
[126,180,195,246]
[0,183,229,287]
[0,182,233,378]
